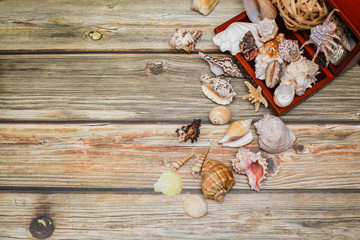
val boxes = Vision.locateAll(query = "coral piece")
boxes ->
[218,119,252,143]
[176,119,201,143]
[232,148,268,191]
[281,56,319,96]
[242,81,268,112]
[278,39,302,63]
[166,153,196,171]
[265,60,284,88]
[201,159,235,202]
[183,195,208,218]
[200,74,236,105]
[209,106,231,125]
[192,0,219,16]
[273,84,295,107]
[258,18,278,43]
[240,31,259,61]
[191,146,211,178]
[154,170,183,197]
[300,9,340,67]
[213,22,263,55]
[254,114,296,153]
[169,28,202,53]
[255,33,285,80]
[199,52,242,77]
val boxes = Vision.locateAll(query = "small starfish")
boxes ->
[242,81,268,112]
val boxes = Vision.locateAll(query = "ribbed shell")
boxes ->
[201,160,235,202]
[258,0,277,20]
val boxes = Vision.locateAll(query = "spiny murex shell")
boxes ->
[192,0,219,16]
[209,106,231,125]
[254,114,296,154]
[258,18,278,43]
[201,159,235,202]
[183,195,207,218]
[154,170,183,197]
[213,22,263,55]
[218,119,253,148]
[281,56,319,96]
[199,52,242,77]
[200,73,236,105]
[169,28,202,53]
[232,147,268,191]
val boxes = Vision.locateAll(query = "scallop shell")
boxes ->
[221,130,253,148]
[201,159,235,202]
[169,28,202,53]
[199,52,242,78]
[191,146,211,179]
[200,74,236,105]
[213,22,263,55]
[166,153,195,171]
[258,18,278,43]
[218,119,252,143]
[254,114,296,154]
[273,84,295,107]
[258,0,277,20]
[154,170,183,197]
[209,106,231,125]
[192,0,219,16]
[183,195,208,218]
[278,39,302,63]
[232,148,267,191]
[255,33,285,80]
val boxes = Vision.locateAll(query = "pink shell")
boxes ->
[278,40,301,63]
[231,148,267,191]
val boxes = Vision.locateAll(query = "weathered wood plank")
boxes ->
[0,54,359,122]
[0,124,359,189]
[0,192,359,239]
[0,0,244,52]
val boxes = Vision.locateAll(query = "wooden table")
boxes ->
[1,1,359,239]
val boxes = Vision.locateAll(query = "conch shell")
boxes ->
[200,73,236,105]
[242,81,268,112]
[254,114,296,153]
[213,22,263,55]
[191,146,211,178]
[209,106,231,125]
[166,153,195,171]
[192,0,219,16]
[199,52,242,77]
[201,159,235,202]
[239,31,259,61]
[258,18,278,43]
[232,148,268,191]
[154,170,183,197]
[183,195,208,218]
[169,28,202,53]
[219,119,252,143]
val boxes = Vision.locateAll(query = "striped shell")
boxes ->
[201,160,235,202]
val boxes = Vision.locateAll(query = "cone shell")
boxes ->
[192,0,219,16]
[183,195,208,218]
[201,160,235,202]
[232,148,268,191]
[191,146,211,178]
[154,170,183,197]
[254,114,296,153]
[218,119,252,143]
[209,106,231,125]
[257,0,277,20]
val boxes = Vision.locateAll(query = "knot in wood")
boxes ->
[89,30,103,41]
[146,62,163,75]
[30,216,55,239]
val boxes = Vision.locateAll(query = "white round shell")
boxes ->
[273,84,295,107]
[183,195,207,218]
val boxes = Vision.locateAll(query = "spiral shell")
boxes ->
[167,153,195,171]
[201,159,235,202]
[273,84,295,108]
[278,39,302,63]
[218,119,252,143]
[209,106,231,125]
[191,146,211,179]
[258,0,277,20]
[154,171,183,197]
[183,195,207,218]
[258,18,278,43]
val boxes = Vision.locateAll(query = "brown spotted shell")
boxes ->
[201,159,235,202]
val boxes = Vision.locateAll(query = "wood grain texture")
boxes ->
[0,54,359,122]
[0,123,359,189]
[0,192,359,239]
[0,0,243,52]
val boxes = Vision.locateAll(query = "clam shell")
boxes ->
[201,159,235,202]
[243,0,261,23]
[273,84,295,107]
[258,0,277,20]
[183,195,207,218]
[154,170,183,197]
[209,106,231,125]
[192,0,219,16]
[221,130,253,148]
[218,119,252,143]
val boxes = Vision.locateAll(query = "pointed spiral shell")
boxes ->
[167,153,195,171]
[191,146,211,178]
